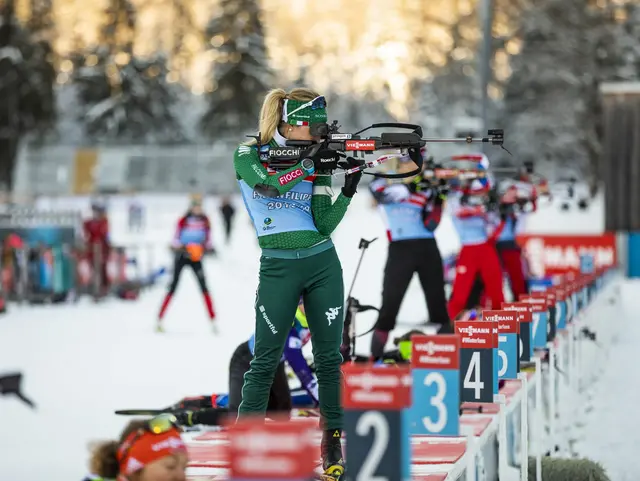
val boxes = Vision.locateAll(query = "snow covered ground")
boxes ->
[0,190,616,481]
[574,279,640,481]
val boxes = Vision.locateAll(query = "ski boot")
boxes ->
[320,429,345,480]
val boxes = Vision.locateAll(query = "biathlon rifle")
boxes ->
[252,121,508,180]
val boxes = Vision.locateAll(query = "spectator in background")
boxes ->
[128,194,145,232]
[1,232,24,297]
[84,201,110,296]
[219,196,235,244]
[157,199,216,333]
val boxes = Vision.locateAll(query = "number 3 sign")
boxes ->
[455,320,497,403]
[406,334,460,436]
[342,363,412,481]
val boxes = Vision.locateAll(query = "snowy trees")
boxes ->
[0,0,56,189]
[502,0,640,179]
[502,0,602,178]
[71,0,185,143]
[408,6,483,158]
[611,3,640,81]
[72,50,185,142]
[200,0,272,137]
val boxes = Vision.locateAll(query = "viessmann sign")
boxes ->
[516,233,617,277]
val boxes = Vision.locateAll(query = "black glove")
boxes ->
[409,174,430,193]
[499,202,514,219]
[301,144,340,171]
[174,408,224,427]
[341,156,365,198]
[433,189,445,206]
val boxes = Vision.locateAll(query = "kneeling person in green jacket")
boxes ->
[234,87,364,480]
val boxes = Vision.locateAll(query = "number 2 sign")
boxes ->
[342,363,412,481]
[455,321,497,403]
[406,334,460,436]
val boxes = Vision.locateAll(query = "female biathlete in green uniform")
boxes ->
[234,88,364,480]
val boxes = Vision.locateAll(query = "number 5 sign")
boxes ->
[342,363,412,481]
[483,310,519,380]
[455,321,497,403]
[406,334,460,436]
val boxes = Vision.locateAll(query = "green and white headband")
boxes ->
[282,96,328,126]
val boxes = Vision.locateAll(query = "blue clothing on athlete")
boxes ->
[248,307,319,405]
[369,179,441,242]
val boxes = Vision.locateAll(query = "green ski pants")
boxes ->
[238,245,344,430]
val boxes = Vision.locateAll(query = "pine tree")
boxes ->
[72,0,185,142]
[410,8,482,158]
[200,0,272,138]
[0,0,55,190]
[614,3,640,80]
[26,0,54,37]
[502,0,601,179]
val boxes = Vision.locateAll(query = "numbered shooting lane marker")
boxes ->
[566,279,577,324]
[519,295,549,350]
[455,321,496,404]
[483,310,519,380]
[407,334,460,436]
[226,417,317,481]
[492,322,499,394]
[532,290,557,342]
[502,302,533,363]
[583,275,591,306]
[554,286,568,331]
[342,363,412,481]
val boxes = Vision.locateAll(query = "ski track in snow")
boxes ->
[574,280,640,481]
[0,190,624,481]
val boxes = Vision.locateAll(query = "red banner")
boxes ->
[227,418,317,480]
[342,363,411,410]
[516,233,617,277]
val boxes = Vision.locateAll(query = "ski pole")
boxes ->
[346,237,377,300]
[346,238,377,361]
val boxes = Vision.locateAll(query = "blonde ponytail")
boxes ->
[248,87,323,145]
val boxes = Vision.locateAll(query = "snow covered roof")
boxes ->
[600,82,640,95]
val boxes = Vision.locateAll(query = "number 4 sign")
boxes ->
[455,321,497,403]
[483,310,519,380]
[342,363,412,481]
[406,334,460,436]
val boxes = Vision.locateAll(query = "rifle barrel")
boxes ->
[421,137,500,143]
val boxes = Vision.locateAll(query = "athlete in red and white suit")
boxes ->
[446,158,504,320]
[487,181,538,301]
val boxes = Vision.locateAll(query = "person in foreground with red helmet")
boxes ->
[83,415,188,481]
